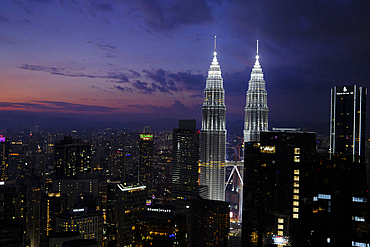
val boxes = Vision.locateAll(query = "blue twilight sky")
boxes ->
[0,0,369,130]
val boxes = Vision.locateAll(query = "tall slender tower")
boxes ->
[244,41,268,143]
[200,37,227,201]
[330,85,367,162]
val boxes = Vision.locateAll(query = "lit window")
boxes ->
[318,194,331,200]
[293,207,299,212]
[294,156,300,162]
[352,216,365,222]
[278,224,284,229]
[278,231,284,236]
[293,195,299,200]
[293,201,299,206]
[294,176,299,181]
[278,218,284,223]
[294,170,300,175]
[294,182,299,187]
[294,189,299,194]
[293,214,299,219]
[294,148,300,154]
[352,197,368,203]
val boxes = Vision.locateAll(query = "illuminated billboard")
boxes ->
[0,137,5,142]
[140,134,153,141]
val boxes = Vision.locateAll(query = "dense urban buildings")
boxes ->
[171,119,200,211]
[200,39,227,201]
[330,85,367,162]
[244,41,269,143]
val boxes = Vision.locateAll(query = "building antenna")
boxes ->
[257,40,259,55]
[214,36,217,51]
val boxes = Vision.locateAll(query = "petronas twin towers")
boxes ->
[200,38,268,201]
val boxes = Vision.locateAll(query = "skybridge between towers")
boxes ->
[225,161,244,223]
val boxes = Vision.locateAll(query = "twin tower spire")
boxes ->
[200,37,268,201]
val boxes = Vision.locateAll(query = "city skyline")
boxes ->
[0,1,369,132]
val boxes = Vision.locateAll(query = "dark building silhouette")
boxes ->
[186,196,230,247]
[116,183,147,246]
[330,85,367,162]
[242,131,316,247]
[54,136,91,178]
[139,133,153,199]
[134,205,187,247]
[171,119,200,211]
[0,136,10,181]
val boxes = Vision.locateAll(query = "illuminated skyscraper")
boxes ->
[244,41,268,143]
[330,85,367,162]
[200,37,226,201]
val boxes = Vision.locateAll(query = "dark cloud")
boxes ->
[167,71,205,91]
[0,101,118,113]
[114,85,125,91]
[86,40,116,51]
[19,63,130,83]
[134,0,215,32]
[142,69,204,93]
[129,70,141,77]
[131,80,154,94]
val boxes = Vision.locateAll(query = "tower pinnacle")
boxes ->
[214,36,217,51]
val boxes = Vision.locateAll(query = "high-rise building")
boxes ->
[55,207,103,246]
[200,37,227,201]
[242,131,316,247]
[172,119,200,211]
[244,41,268,143]
[134,205,187,247]
[0,136,10,181]
[139,133,153,199]
[330,85,367,162]
[116,183,147,246]
[186,196,230,247]
[54,136,91,178]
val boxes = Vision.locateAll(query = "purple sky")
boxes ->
[0,0,369,130]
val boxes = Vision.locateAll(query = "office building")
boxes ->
[139,133,153,199]
[185,196,230,247]
[330,85,367,162]
[200,37,227,201]
[55,207,103,246]
[116,183,146,246]
[244,41,268,143]
[134,205,187,247]
[172,119,200,211]
[54,136,91,178]
[0,136,10,181]
[242,131,316,247]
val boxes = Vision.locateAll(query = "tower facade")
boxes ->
[200,38,227,201]
[244,41,268,143]
[330,85,367,162]
[172,119,200,210]
[139,133,153,199]
[54,136,91,178]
